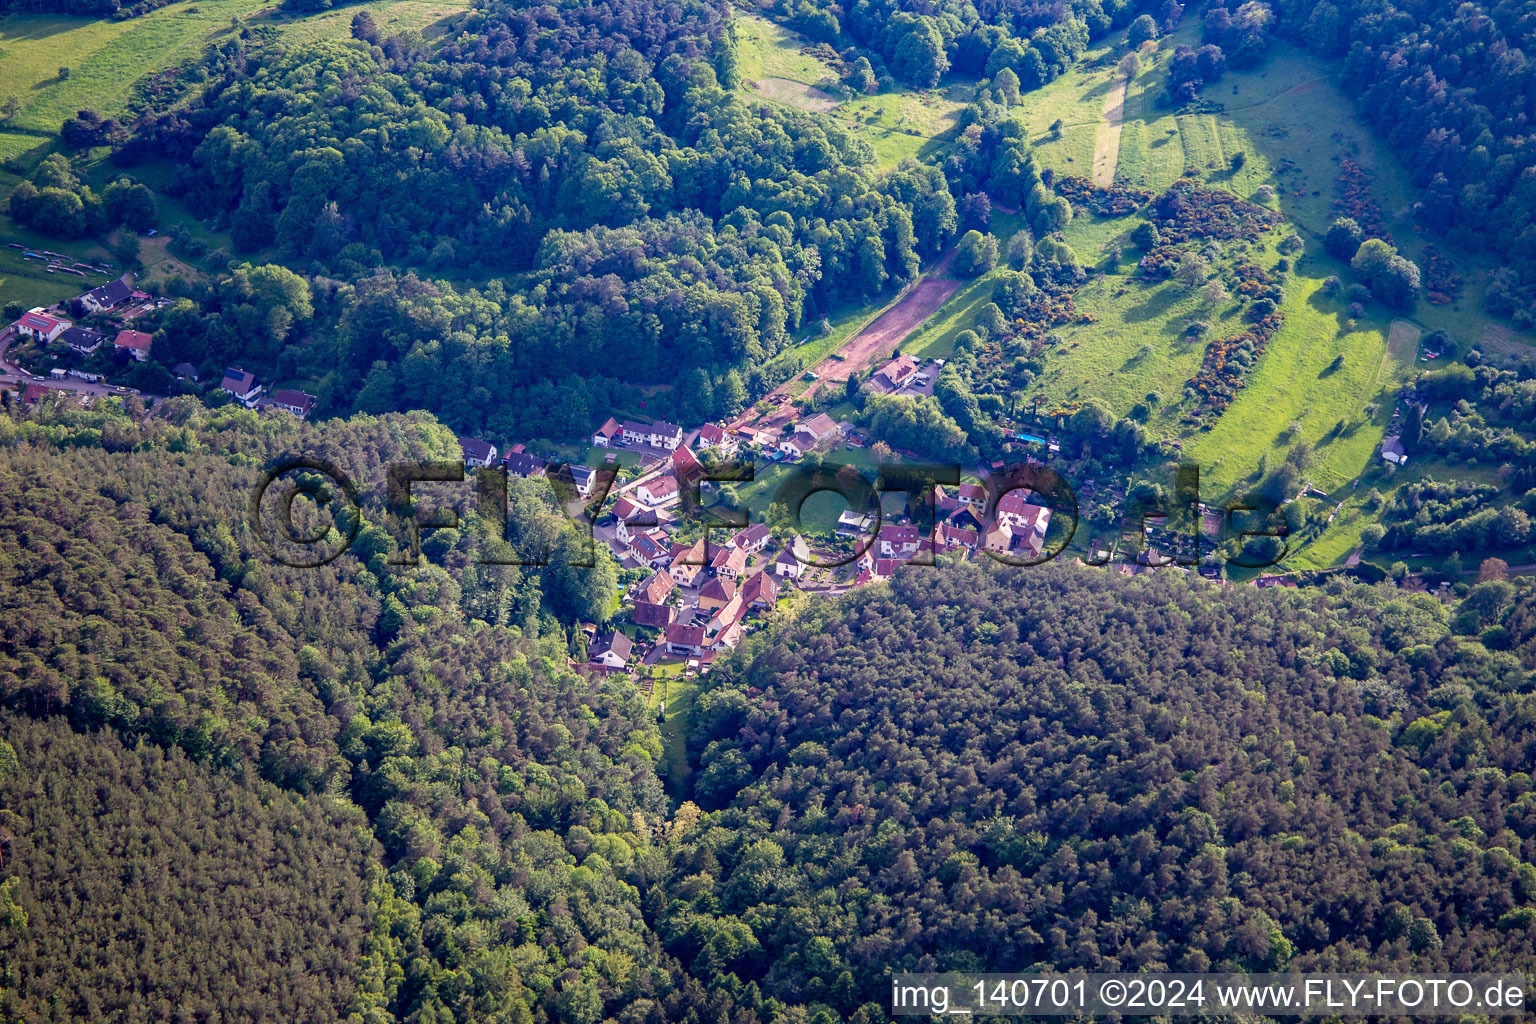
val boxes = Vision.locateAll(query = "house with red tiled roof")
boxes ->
[269,390,316,420]
[12,308,69,343]
[631,600,676,629]
[732,523,772,554]
[113,330,153,361]
[696,423,738,455]
[636,474,679,507]
[878,524,921,559]
[741,571,778,610]
[710,544,748,581]
[671,444,702,484]
[870,353,921,393]
[664,623,706,656]
[637,571,675,607]
[698,575,737,611]
[592,417,623,446]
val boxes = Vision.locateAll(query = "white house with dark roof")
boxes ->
[459,436,498,468]
[269,390,317,420]
[80,276,133,313]
[219,367,264,407]
[589,631,633,669]
[59,325,105,355]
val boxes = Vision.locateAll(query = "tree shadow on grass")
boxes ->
[1121,280,1184,323]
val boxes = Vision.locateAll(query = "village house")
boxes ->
[706,594,745,635]
[219,368,264,407]
[113,330,152,361]
[79,276,133,313]
[13,308,70,344]
[697,575,737,612]
[936,524,980,555]
[870,353,921,393]
[710,620,746,652]
[778,430,821,459]
[1381,435,1407,465]
[995,489,1051,532]
[664,623,706,656]
[503,450,547,479]
[984,521,1046,560]
[588,631,633,670]
[668,539,707,585]
[878,524,922,559]
[622,420,683,450]
[59,325,105,356]
[631,600,675,629]
[731,523,772,554]
[637,572,675,607]
[268,390,316,420]
[741,571,778,610]
[636,474,679,507]
[710,544,748,581]
[569,465,597,497]
[696,423,738,456]
[459,436,498,468]
[671,444,703,485]
[591,417,623,446]
[630,530,671,568]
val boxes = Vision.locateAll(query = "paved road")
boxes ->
[0,326,160,402]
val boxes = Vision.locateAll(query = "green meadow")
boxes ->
[733,13,971,171]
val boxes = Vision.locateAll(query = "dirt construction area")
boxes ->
[735,273,961,433]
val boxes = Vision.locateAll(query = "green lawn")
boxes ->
[256,0,470,43]
[733,13,973,171]
[0,1,273,136]
[647,669,698,799]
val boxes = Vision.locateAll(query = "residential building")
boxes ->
[741,571,778,609]
[79,276,133,313]
[696,423,738,455]
[636,474,679,507]
[503,450,547,479]
[219,368,264,407]
[589,631,633,669]
[731,523,772,554]
[114,330,153,361]
[269,390,317,420]
[13,308,69,344]
[706,594,745,635]
[779,430,820,459]
[630,530,671,568]
[697,576,737,612]
[800,412,840,442]
[1381,435,1407,465]
[671,444,703,484]
[637,572,675,607]
[664,623,706,656]
[878,524,921,559]
[631,600,675,629]
[591,417,623,446]
[459,436,498,468]
[58,326,105,355]
[710,544,747,580]
[870,353,921,393]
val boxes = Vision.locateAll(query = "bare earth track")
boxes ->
[731,261,960,433]
[1091,75,1129,186]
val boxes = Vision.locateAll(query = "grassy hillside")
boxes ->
[734,12,972,171]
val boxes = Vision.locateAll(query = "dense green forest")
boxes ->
[0,396,1534,1021]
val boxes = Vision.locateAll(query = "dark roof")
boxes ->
[85,277,132,307]
[58,325,105,350]
[269,390,316,415]
[503,451,546,477]
[699,576,737,602]
[665,623,706,646]
[220,368,259,396]
[590,631,633,660]
[459,436,496,462]
[630,600,676,628]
